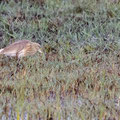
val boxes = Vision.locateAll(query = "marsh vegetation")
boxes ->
[0,0,120,119]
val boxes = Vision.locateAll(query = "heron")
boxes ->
[0,40,43,58]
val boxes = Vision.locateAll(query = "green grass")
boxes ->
[0,0,120,119]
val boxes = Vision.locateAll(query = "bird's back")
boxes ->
[1,40,30,53]
[0,40,31,57]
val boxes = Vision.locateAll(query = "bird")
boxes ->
[0,40,43,58]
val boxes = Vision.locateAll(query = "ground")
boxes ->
[0,0,120,119]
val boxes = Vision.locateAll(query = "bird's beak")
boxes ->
[38,49,43,54]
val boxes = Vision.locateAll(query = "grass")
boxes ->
[0,0,120,119]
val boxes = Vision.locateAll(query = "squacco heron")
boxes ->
[0,40,43,58]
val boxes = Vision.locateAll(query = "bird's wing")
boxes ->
[1,41,29,54]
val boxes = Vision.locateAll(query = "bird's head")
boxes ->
[33,42,43,54]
